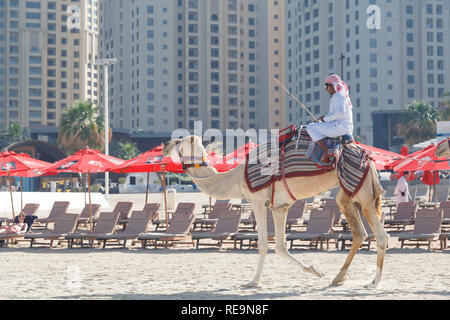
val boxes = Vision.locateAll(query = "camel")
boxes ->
[163,135,389,288]
[436,138,450,158]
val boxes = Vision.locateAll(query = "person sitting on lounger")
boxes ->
[0,213,27,234]
[306,74,354,164]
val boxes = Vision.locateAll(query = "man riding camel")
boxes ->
[306,74,354,164]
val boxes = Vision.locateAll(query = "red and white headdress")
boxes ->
[325,74,352,105]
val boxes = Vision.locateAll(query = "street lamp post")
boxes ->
[95,58,118,197]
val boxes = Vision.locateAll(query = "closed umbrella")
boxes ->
[42,148,125,231]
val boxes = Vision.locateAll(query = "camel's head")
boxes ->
[162,136,207,164]
[436,138,450,158]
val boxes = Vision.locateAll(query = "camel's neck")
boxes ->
[186,166,218,179]
[186,164,244,200]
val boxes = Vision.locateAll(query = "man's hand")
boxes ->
[318,116,325,122]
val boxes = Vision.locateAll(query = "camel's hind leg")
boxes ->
[272,207,323,278]
[243,201,268,288]
[361,203,389,288]
[333,191,367,286]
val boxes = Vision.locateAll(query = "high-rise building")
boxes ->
[0,0,99,136]
[285,0,450,149]
[99,0,286,137]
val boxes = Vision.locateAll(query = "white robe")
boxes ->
[394,176,411,205]
[307,92,354,142]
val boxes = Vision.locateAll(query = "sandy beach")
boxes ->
[0,192,449,300]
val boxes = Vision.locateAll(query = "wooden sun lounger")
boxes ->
[26,213,79,248]
[35,201,70,229]
[138,214,195,249]
[397,209,442,250]
[65,212,120,248]
[385,201,418,230]
[287,209,336,250]
[96,211,154,248]
[234,210,275,249]
[192,210,241,249]
[286,200,306,230]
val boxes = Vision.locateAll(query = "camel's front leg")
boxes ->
[272,208,323,278]
[242,202,268,288]
[333,192,367,286]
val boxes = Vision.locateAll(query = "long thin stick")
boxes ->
[273,77,318,122]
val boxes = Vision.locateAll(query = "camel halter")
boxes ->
[175,139,209,172]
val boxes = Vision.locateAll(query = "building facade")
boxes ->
[286,0,450,149]
[99,0,286,136]
[0,0,99,135]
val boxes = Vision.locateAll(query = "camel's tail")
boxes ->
[369,161,385,220]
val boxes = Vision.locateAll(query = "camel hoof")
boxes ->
[308,265,324,278]
[242,281,259,288]
[364,279,379,289]
[331,275,347,287]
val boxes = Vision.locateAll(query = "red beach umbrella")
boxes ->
[42,148,125,231]
[354,142,404,170]
[0,151,51,219]
[393,145,450,172]
[212,142,258,172]
[111,145,186,229]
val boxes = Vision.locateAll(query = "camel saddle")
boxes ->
[245,126,370,204]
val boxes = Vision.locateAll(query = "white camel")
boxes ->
[163,136,388,288]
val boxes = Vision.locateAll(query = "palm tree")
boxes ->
[7,122,25,142]
[397,101,440,145]
[58,101,111,155]
[110,140,140,160]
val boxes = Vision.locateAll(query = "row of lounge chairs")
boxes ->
[1,198,450,251]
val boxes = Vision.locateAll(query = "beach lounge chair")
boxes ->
[239,210,256,231]
[322,199,342,224]
[234,210,275,249]
[119,203,160,226]
[385,201,418,230]
[74,204,101,227]
[192,210,241,249]
[25,213,79,248]
[338,213,386,251]
[35,201,70,228]
[65,211,120,248]
[414,185,428,201]
[287,209,336,250]
[194,205,230,231]
[439,201,450,230]
[434,185,449,203]
[154,202,195,230]
[5,203,40,224]
[0,215,39,248]
[286,200,306,230]
[397,209,442,250]
[96,211,154,248]
[138,213,195,249]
